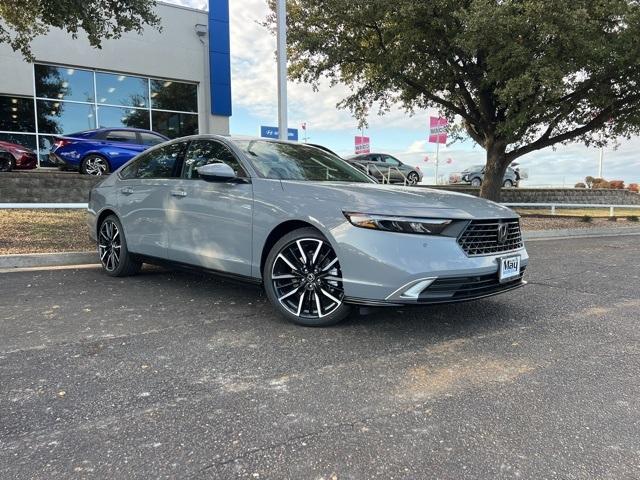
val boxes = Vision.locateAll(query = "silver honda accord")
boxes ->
[87,135,528,326]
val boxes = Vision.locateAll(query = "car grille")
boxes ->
[418,267,526,302]
[457,219,523,256]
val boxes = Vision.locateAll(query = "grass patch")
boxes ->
[0,209,94,255]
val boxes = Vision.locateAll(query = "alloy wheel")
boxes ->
[85,156,109,176]
[407,172,419,185]
[271,238,344,319]
[99,220,121,272]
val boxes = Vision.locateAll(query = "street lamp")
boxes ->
[276,0,288,141]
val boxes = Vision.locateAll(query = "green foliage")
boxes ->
[268,0,640,199]
[0,0,161,61]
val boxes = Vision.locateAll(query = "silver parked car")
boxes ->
[88,135,528,326]
[345,153,423,185]
[459,164,519,188]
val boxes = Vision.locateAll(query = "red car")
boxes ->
[0,140,38,170]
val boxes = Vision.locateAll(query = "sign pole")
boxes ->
[276,0,288,141]
[435,140,440,185]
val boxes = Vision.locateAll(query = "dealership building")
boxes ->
[0,0,231,167]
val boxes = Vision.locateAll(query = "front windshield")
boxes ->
[235,140,374,183]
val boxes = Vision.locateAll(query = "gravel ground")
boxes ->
[520,216,640,230]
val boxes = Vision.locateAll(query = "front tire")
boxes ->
[406,171,420,185]
[471,177,482,187]
[264,228,352,327]
[503,179,514,188]
[98,215,141,277]
[81,155,110,176]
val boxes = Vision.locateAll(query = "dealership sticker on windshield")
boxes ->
[499,255,521,283]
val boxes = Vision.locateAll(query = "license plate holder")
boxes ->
[499,255,521,283]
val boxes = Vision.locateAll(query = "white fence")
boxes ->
[503,203,640,217]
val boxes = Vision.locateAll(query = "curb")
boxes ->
[524,227,640,240]
[0,252,98,269]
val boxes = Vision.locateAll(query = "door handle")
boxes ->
[170,190,188,198]
[120,187,134,195]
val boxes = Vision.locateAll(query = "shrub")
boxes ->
[609,180,625,189]
[628,183,639,193]
[628,215,639,222]
[585,176,595,188]
[592,179,611,189]
[608,216,618,222]
[580,215,593,223]
[574,182,586,188]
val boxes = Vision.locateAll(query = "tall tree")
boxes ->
[0,0,161,61]
[267,0,640,200]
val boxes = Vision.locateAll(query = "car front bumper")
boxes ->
[334,225,529,305]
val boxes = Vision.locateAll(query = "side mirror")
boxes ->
[197,162,236,181]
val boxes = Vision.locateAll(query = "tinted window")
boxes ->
[35,64,94,103]
[182,140,246,179]
[236,140,373,183]
[383,155,401,166]
[96,72,148,108]
[36,100,96,134]
[0,95,36,132]
[140,132,166,146]
[150,80,197,112]
[105,130,138,143]
[98,106,150,129]
[151,111,198,139]
[123,142,183,179]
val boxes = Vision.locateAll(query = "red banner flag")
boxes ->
[429,117,448,144]
[355,136,370,154]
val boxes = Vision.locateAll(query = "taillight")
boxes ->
[53,138,72,149]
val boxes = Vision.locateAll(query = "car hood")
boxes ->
[280,181,517,219]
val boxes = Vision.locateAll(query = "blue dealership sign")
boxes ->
[260,126,299,141]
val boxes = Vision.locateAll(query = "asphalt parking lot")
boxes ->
[1,235,639,479]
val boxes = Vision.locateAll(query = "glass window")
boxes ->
[37,135,57,167]
[36,100,96,135]
[152,111,198,139]
[236,140,373,183]
[0,132,37,150]
[383,155,401,166]
[98,106,150,130]
[150,80,197,112]
[182,140,247,179]
[124,142,183,179]
[35,64,94,103]
[140,132,166,146]
[96,72,148,108]
[0,95,36,132]
[105,130,138,143]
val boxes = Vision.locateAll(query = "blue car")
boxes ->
[49,128,169,175]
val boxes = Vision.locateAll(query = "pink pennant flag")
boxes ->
[429,117,448,144]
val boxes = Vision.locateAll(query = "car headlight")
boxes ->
[343,212,452,235]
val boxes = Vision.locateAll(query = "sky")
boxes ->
[168,0,640,186]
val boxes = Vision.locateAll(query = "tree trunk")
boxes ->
[479,143,508,202]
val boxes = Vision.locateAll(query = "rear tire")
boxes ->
[98,215,141,277]
[471,177,482,187]
[81,155,110,176]
[263,227,352,327]
[503,179,514,188]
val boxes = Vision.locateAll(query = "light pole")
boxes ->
[276,0,288,141]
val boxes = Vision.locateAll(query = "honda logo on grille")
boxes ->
[497,223,509,244]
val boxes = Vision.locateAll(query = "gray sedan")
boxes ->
[345,153,423,185]
[88,135,528,326]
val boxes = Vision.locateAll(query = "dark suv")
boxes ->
[345,153,423,185]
